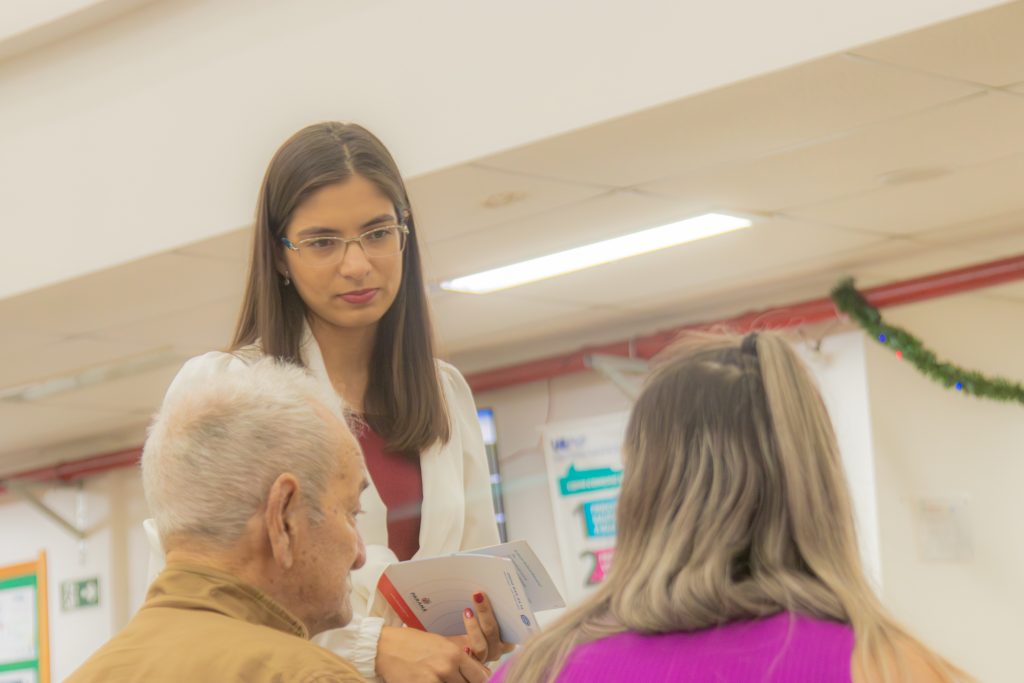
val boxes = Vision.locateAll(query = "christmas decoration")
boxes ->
[830,279,1024,405]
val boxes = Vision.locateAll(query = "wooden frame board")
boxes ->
[0,551,49,683]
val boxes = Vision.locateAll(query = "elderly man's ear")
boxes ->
[265,473,302,569]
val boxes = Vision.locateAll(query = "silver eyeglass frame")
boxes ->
[280,224,409,264]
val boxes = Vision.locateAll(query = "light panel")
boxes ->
[440,213,752,294]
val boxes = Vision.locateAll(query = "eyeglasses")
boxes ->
[281,224,409,267]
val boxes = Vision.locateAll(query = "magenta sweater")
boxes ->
[491,612,854,682]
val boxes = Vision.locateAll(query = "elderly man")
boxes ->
[69,359,368,682]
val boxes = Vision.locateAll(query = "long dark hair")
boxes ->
[232,122,449,453]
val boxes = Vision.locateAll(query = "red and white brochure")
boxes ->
[377,540,564,644]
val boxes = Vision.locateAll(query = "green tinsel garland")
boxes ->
[830,278,1024,405]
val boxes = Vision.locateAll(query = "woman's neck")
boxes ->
[309,316,377,413]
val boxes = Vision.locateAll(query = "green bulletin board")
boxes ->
[0,552,49,683]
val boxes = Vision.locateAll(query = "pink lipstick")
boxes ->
[339,288,378,304]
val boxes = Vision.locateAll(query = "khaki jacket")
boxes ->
[67,563,365,683]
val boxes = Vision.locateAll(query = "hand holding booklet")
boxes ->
[377,540,565,644]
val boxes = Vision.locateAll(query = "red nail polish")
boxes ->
[473,592,484,604]
[464,607,474,619]
[464,647,472,655]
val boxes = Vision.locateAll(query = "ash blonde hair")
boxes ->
[504,332,972,683]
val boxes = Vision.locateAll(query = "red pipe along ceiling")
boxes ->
[2,252,1023,491]
[0,447,141,495]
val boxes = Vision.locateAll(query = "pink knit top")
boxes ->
[491,612,854,682]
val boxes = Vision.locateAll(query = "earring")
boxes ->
[283,274,291,286]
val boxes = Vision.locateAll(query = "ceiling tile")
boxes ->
[618,240,903,314]
[92,295,242,353]
[175,226,251,262]
[37,363,182,414]
[478,54,979,188]
[423,190,720,284]
[852,2,1024,87]
[0,402,146,459]
[0,336,155,391]
[641,91,1024,213]
[441,305,630,358]
[912,211,1024,260]
[0,328,63,358]
[783,153,1024,236]
[431,288,584,351]
[0,252,247,336]
[845,243,1000,284]
[409,164,608,244]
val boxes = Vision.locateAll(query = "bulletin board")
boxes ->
[0,551,49,683]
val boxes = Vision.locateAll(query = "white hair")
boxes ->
[142,357,351,544]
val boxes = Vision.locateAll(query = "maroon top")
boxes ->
[358,424,423,561]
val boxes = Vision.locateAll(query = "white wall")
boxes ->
[0,0,1007,299]
[0,468,150,681]
[796,331,882,586]
[863,292,1024,683]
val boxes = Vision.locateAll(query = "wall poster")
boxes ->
[542,413,628,605]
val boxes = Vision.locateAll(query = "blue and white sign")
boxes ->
[581,497,618,538]
[543,412,629,604]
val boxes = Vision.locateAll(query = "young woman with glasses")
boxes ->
[146,122,507,683]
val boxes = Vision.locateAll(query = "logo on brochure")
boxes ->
[521,615,531,627]
[410,592,431,612]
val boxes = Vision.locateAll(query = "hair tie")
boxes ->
[741,332,759,358]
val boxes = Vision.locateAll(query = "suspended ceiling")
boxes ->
[2,2,1024,474]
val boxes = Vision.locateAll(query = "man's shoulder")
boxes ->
[232,621,364,680]
[67,613,365,683]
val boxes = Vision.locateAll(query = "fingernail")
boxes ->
[473,592,484,604]
[464,607,474,619]
[464,647,472,655]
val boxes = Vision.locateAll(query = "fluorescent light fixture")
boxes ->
[440,212,752,294]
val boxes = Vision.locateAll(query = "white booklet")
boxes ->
[377,540,565,644]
